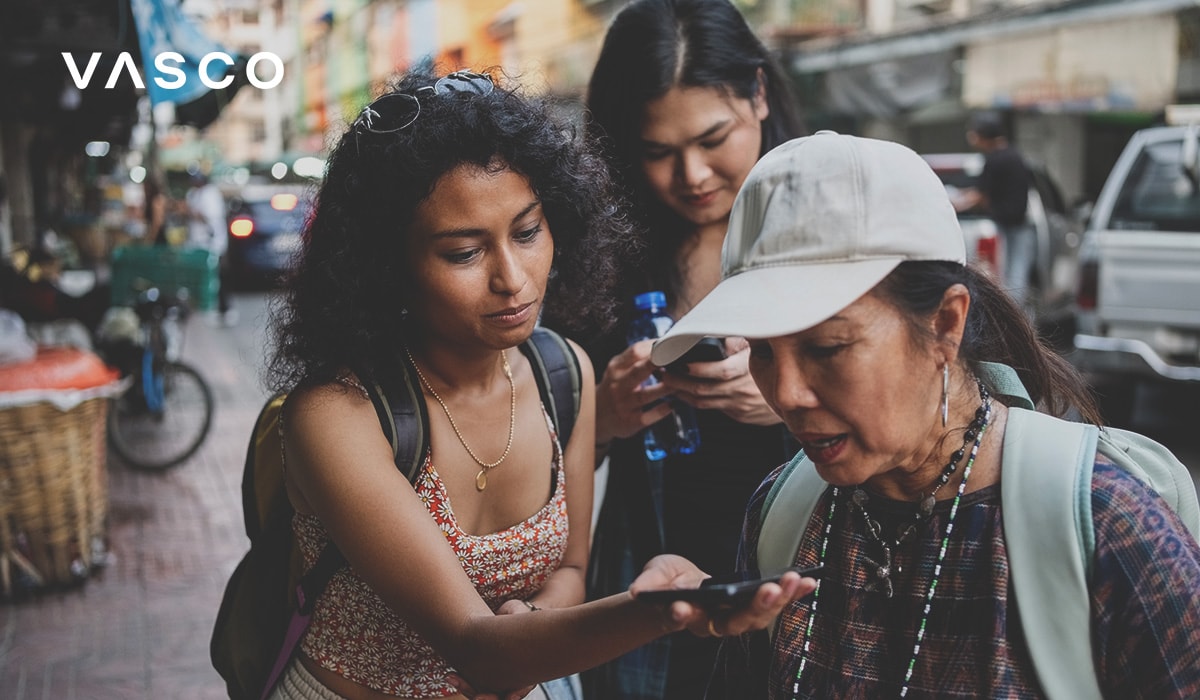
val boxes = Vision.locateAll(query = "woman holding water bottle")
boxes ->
[551,1,806,697]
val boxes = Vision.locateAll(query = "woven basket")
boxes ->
[0,397,108,596]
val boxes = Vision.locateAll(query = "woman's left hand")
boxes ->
[660,339,781,426]
[631,554,816,638]
[446,601,539,699]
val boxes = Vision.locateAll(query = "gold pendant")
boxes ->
[475,469,488,492]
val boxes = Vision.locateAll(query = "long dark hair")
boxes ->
[584,0,805,332]
[877,261,1103,425]
[267,68,636,393]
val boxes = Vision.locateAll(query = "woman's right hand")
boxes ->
[594,340,675,445]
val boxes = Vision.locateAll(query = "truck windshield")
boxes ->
[1109,140,1200,232]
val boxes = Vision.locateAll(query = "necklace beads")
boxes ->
[791,381,992,699]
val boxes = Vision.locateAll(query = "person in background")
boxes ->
[264,67,816,700]
[561,1,806,698]
[953,112,1035,311]
[652,132,1200,699]
[185,170,235,325]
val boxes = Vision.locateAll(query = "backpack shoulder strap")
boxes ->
[1096,427,1200,542]
[381,360,429,485]
[519,327,583,449]
[757,451,827,641]
[977,361,1035,410]
[1001,407,1103,700]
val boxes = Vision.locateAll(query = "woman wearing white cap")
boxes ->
[652,132,1200,698]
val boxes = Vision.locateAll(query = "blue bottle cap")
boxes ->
[634,291,667,311]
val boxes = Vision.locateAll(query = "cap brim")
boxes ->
[651,258,902,366]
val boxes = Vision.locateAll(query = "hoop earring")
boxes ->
[941,364,949,427]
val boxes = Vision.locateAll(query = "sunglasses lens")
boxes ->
[355,73,492,137]
[360,94,420,133]
[435,72,494,96]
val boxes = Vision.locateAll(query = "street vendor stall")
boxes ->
[0,346,124,596]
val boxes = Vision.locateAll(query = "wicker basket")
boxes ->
[0,397,109,596]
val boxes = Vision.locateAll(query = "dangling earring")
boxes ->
[399,307,409,321]
[941,363,949,427]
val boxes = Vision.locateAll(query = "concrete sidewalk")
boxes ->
[0,293,273,699]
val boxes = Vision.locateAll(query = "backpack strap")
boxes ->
[977,361,1035,410]
[756,450,826,641]
[386,358,429,484]
[260,378,414,700]
[1096,427,1200,542]
[1001,407,1103,700]
[519,327,583,449]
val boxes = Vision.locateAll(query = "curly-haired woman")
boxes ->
[263,68,816,700]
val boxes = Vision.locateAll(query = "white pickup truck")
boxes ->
[1072,124,1200,414]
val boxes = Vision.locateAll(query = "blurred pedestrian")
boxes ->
[185,171,235,325]
[953,112,1035,311]
[558,1,805,697]
[652,132,1200,699]
[263,67,816,700]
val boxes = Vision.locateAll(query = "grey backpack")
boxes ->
[757,362,1200,700]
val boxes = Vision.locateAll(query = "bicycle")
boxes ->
[101,286,215,470]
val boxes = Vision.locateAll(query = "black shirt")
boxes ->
[977,145,1032,227]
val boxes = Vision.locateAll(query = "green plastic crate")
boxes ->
[110,245,220,311]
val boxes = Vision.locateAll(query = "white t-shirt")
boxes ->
[186,184,228,256]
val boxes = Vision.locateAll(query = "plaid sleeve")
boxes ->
[704,463,790,700]
[1090,460,1200,698]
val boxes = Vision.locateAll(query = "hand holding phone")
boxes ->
[635,565,824,610]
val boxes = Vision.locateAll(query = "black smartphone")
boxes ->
[665,336,727,374]
[635,565,825,609]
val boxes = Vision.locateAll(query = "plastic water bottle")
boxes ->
[627,291,701,461]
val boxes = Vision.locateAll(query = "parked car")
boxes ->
[224,184,310,287]
[1071,124,1200,420]
[922,153,1083,336]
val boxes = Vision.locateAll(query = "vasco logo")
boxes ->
[62,51,284,90]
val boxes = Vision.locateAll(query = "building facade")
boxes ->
[770,0,1200,205]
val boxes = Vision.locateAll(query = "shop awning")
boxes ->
[790,0,1199,74]
[963,13,1179,112]
[129,0,246,128]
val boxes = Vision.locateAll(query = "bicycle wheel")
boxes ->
[107,361,215,470]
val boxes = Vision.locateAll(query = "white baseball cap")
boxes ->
[651,132,966,366]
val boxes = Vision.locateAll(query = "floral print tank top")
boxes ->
[292,409,569,697]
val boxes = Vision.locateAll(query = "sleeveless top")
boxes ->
[293,409,569,697]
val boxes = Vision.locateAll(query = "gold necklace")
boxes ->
[405,347,515,492]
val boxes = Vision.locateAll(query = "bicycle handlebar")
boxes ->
[134,287,190,323]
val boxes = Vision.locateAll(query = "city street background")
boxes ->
[1,289,1198,699]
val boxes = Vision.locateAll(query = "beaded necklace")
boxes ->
[847,391,991,599]
[791,383,992,699]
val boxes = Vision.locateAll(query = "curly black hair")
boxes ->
[266,68,637,392]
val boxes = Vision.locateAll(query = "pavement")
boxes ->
[0,293,274,699]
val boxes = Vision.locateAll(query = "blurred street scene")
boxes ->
[2,0,1200,697]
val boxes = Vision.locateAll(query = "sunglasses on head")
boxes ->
[354,71,495,135]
